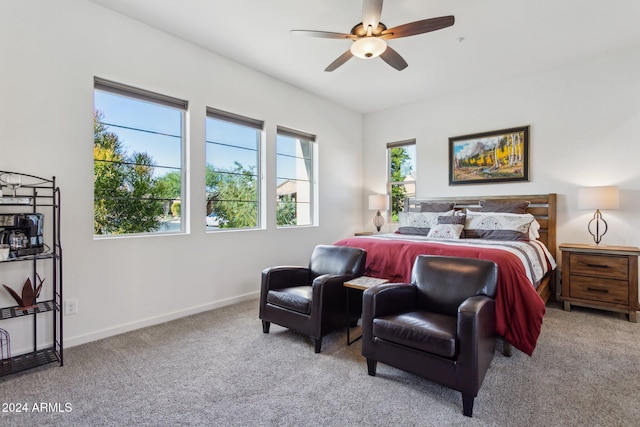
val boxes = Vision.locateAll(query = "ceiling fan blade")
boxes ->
[324,50,354,72]
[291,30,355,39]
[382,16,455,39]
[362,0,383,31]
[380,46,408,71]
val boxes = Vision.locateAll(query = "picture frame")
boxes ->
[449,125,529,185]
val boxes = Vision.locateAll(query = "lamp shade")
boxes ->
[368,194,388,211]
[578,186,619,210]
[350,37,387,59]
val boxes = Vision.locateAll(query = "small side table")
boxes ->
[559,243,640,322]
[344,276,389,344]
[354,231,374,236]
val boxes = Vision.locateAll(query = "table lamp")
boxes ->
[577,186,619,245]
[368,194,388,233]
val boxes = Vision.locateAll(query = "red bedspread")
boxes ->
[335,236,547,356]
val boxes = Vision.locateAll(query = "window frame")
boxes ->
[276,126,318,228]
[205,107,264,231]
[387,139,417,222]
[93,77,188,238]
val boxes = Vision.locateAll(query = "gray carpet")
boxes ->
[1,300,638,426]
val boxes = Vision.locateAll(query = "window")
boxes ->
[205,108,263,230]
[93,78,187,236]
[387,140,416,221]
[276,126,316,226]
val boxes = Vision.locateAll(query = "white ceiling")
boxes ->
[88,0,640,114]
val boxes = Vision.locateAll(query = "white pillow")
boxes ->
[465,209,540,240]
[398,210,454,228]
[427,224,464,239]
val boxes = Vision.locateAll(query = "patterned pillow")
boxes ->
[465,212,534,241]
[465,210,540,240]
[427,224,464,239]
[438,214,466,238]
[398,210,454,228]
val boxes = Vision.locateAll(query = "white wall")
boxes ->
[0,0,364,350]
[363,44,640,250]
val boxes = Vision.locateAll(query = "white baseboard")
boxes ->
[62,291,259,349]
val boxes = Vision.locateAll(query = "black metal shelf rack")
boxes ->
[0,171,63,378]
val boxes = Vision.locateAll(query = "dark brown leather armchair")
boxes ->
[260,245,366,353]
[362,255,498,417]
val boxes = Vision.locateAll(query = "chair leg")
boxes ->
[262,320,270,333]
[462,394,474,417]
[314,338,322,353]
[366,359,377,376]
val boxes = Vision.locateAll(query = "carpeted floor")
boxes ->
[1,299,638,426]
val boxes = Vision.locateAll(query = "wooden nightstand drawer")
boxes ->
[569,254,628,280]
[570,276,628,305]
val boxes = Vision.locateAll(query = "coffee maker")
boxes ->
[0,213,45,257]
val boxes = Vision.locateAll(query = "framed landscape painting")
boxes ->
[449,125,529,185]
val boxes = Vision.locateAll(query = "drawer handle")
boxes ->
[585,263,610,269]
[587,287,609,293]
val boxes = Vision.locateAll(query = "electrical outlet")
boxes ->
[64,298,78,315]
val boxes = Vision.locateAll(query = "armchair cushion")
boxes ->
[373,311,457,358]
[266,286,313,314]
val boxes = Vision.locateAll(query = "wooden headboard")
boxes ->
[405,193,558,263]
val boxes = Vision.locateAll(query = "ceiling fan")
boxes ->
[291,0,454,72]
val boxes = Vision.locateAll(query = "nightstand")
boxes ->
[354,231,374,236]
[559,243,640,322]
[344,276,389,344]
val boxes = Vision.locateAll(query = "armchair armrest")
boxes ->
[311,273,355,307]
[362,283,416,354]
[457,295,496,393]
[363,283,416,319]
[260,265,309,310]
[260,266,309,293]
[312,273,353,288]
[457,295,496,338]
[259,266,311,321]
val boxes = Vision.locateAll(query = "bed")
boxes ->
[335,194,557,356]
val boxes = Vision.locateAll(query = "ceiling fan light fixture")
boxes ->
[350,37,387,59]
[293,0,455,71]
